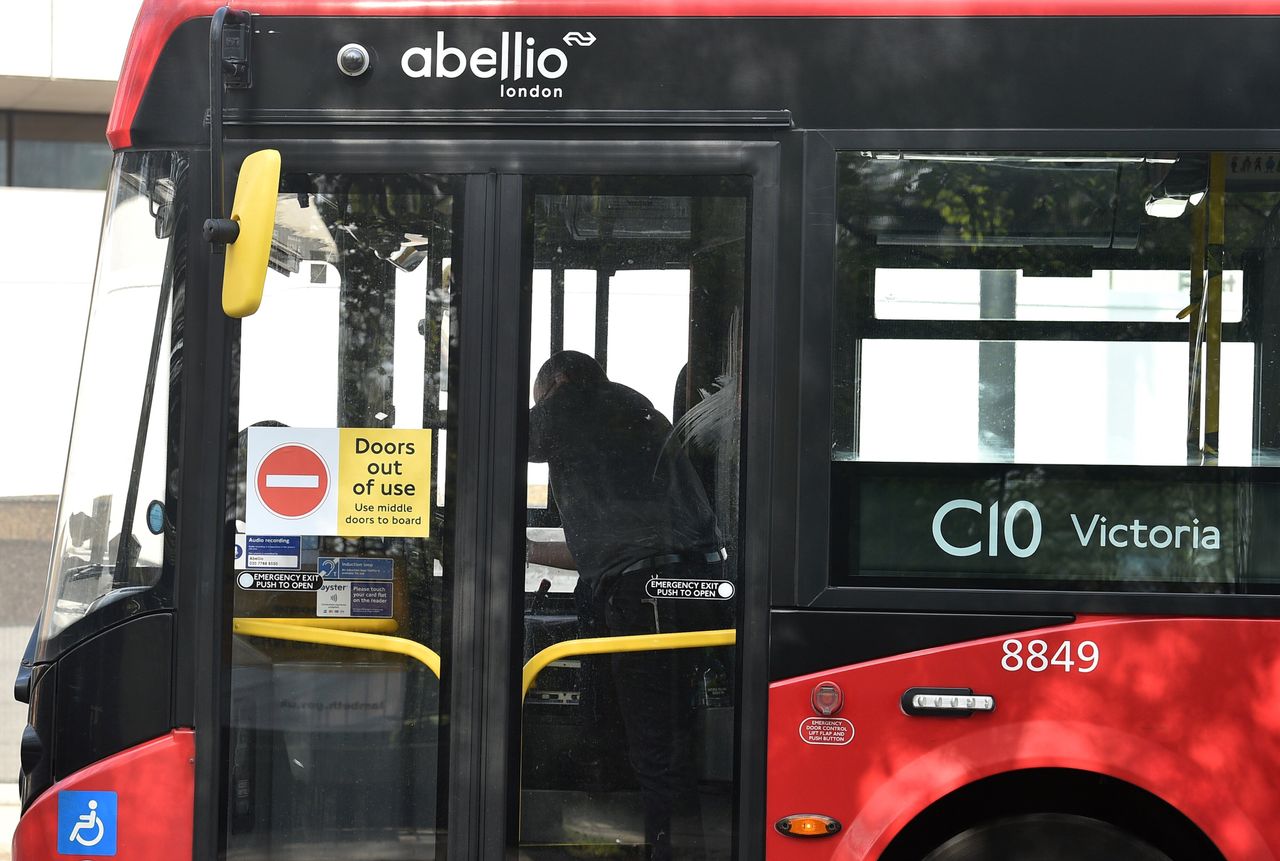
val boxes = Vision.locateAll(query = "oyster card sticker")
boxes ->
[317,581,394,617]
[246,427,431,537]
[337,428,431,538]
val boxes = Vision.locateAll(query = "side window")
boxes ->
[42,151,185,649]
[831,151,1280,593]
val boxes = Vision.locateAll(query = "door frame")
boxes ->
[201,137,782,861]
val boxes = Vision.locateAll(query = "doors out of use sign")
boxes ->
[245,427,432,538]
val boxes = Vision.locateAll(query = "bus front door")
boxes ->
[221,144,775,861]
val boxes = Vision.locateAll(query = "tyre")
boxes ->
[921,812,1173,861]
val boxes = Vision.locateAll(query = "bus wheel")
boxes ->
[921,813,1172,861]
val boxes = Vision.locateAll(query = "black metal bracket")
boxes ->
[208,7,254,247]
[220,12,253,89]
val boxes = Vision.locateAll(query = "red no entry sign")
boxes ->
[256,443,330,519]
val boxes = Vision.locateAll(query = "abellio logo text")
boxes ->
[401,32,579,99]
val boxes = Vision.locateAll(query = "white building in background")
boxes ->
[0,1,141,787]
[0,0,142,500]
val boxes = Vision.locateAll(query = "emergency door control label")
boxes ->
[799,717,854,746]
[247,427,431,537]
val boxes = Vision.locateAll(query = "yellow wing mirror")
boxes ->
[209,149,281,318]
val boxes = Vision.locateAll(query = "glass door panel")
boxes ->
[225,173,462,859]
[520,176,750,860]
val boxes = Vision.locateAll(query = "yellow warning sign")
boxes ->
[337,428,432,537]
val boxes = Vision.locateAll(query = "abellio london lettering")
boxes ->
[401,31,593,100]
[931,499,1221,558]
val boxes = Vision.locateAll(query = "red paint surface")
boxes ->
[767,617,1280,859]
[13,730,195,861]
[108,0,1280,148]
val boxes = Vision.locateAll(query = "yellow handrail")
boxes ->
[522,629,735,699]
[233,619,735,697]
[248,617,399,634]
[232,618,441,678]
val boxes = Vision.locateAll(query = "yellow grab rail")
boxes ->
[522,629,735,699]
[232,618,441,678]
[233,619,735,696]
[246,617,399,634]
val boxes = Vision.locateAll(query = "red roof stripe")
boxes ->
[107,0,1280,149]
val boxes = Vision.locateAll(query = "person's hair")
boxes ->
[534,350,607,394]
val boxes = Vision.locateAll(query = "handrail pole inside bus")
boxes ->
[1186,199,1207,455]
[1204,152,1227,457]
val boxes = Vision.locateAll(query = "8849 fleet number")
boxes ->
[1001,638,1099,673]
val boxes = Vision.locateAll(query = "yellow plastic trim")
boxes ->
[233,617,440,678]
[245,617,399,634]
[522,629,735,699]
[222,149,281,318]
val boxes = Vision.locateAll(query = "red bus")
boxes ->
[13,1,1280,859]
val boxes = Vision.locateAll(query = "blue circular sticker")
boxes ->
[145,500,165,535]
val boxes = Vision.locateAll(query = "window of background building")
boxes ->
[6,112,110,190]
[0,113,9,186]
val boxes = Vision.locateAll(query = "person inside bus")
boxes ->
[526,349,731,861]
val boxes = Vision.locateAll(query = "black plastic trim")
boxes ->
[53,613,173,780]
[816,128,1280,151]
[19,663,55,810]
[226,137,781,176]
[224,109,794,127]
[14,622,37,704]
[446,171,498,860]
[799,587,1280,618]
[736,140,783,861]
[790,130,838,609]
[186,146,233,861]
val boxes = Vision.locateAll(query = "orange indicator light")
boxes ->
[776,813,842,837]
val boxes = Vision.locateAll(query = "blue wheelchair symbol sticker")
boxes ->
[57,790,117,856]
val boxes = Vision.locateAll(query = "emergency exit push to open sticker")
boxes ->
[247,427,432,538]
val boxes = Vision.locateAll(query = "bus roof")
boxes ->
[109,0,1280,148]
